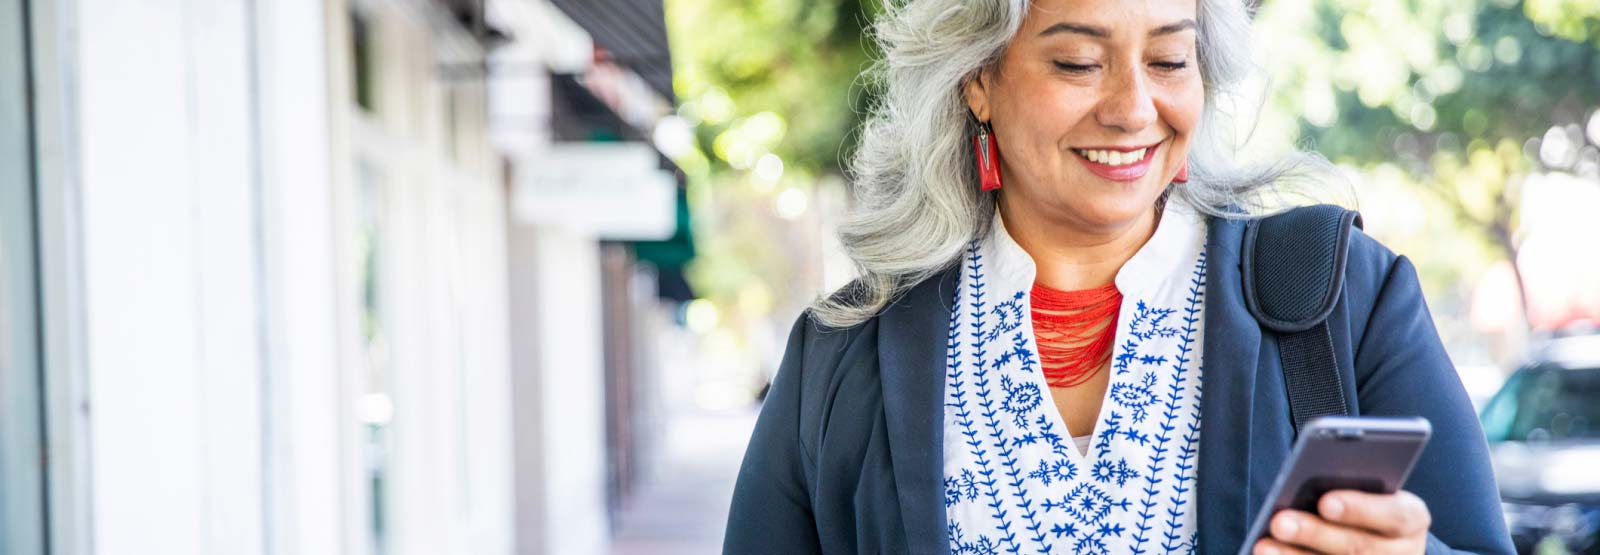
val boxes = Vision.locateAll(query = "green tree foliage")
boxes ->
[1258,0,1600,327]
[668,0,881,178]
[665,0,884,360]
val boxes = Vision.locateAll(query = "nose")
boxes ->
[1095,64,1158,133]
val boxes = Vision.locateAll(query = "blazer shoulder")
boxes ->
[1336,224,1432,372]
[789,266,958,397]
[1342,224,1404,301]
[783,288,884,406]
[790,307,879,371]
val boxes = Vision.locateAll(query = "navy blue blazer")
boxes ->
[724,215,1514,555]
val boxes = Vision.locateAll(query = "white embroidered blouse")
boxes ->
[942,200,1210,555]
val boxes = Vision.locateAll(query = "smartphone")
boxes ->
[1236,416,1432,555]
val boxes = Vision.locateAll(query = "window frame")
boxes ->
[1,0,51,552]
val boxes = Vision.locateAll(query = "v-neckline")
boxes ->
[1022,319,1120,469]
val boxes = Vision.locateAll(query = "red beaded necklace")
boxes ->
[1029,282,1122,388]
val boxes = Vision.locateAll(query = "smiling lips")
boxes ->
[1073,142,1163,182]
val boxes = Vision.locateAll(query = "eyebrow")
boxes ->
[1037,18,1197,39]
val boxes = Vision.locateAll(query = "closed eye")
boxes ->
[1052,61,1097,74]
[1152,61,1188,71]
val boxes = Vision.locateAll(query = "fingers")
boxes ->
[1318,489,1432,538]
[1252,537,1318,555]
[1269,510,1383,555]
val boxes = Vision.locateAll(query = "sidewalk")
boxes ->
[610,408,758,555]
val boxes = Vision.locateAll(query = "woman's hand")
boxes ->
[1252,490,1432,555]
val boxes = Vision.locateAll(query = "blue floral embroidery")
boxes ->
[1044,482,1131,555]
[986,293,1027,344]
[991,314,1054,549]
[947,469,981,507]
[1096,409,1150,451]
[1091,458,1141,487]
[1028,458,1077,486]
[1012,413,1073,458]
[950,522,1002,555]
[1125,301,1179,342]
[1000,375,1043,428]
[945,245,1029,553]
[1047,483,1119,525]
[1127,254,1207,555]
[1109,371,1160,423]
[1161,253,1208,551]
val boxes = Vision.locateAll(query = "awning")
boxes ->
[550,72,647,143]
[431,0,512,47]
[549,73,696,298]
[548,0,675,102]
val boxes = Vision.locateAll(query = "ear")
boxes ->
[962,66,994,122]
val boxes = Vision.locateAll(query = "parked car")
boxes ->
[1481,334,1600,555]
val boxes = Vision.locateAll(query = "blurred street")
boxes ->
[610,410,756,555]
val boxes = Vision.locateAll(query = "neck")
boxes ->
[998,196,1161,291]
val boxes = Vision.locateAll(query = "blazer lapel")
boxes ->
[1197,216,1264,555]
[878,266,961,555]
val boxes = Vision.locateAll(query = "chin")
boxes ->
[1067,185,1164,229]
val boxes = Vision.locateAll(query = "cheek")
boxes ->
[987,61,1100,149]
[1154,83,1204,136]
[1002,84,1097,147]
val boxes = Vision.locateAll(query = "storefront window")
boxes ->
[356,162,393,555]
[0,0,46,552]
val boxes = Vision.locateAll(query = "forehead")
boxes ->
[1021,0,1198,34]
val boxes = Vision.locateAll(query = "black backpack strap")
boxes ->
[1242,205,1364,435]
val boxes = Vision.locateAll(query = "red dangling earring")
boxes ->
[973,121,1003,191]
[1173,160,1189,184]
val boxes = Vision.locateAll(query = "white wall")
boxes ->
[74,1,265,553]
[534,230,609,555]
[329,2,518,554]
[488,3,618,554]
[506,224,611,555]
[55,0,519,554]
[256,0,347,553]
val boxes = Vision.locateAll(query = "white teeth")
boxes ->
[1078,147,1149,167]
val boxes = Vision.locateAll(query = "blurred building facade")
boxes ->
[1,0,683,554]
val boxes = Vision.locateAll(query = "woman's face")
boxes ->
[965,0,1203,232]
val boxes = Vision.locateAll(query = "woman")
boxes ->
[724,0,1513,554]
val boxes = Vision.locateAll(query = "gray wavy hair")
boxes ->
[811,0,1341,328]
